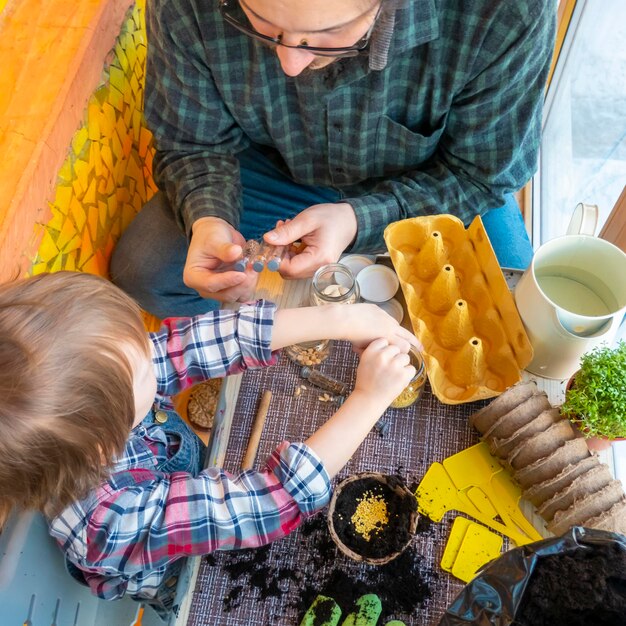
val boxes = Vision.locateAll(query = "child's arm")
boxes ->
[271,303,419,352]
[305,338,415,476]
[151,301,417,399]
[151,300,278,398]
[50,441,332,591]
[51,341,414,587]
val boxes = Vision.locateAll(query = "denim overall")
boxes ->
[66,406,206,617]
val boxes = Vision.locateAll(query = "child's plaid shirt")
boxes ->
[48,301,331,605]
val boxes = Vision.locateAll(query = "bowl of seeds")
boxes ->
[178,378,222,432]
[328,472,419,565]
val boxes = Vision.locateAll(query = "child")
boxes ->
[0,271,417,615]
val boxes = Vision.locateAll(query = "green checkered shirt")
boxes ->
[145,0,556,252]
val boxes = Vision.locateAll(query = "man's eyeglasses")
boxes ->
[219,0,381,58]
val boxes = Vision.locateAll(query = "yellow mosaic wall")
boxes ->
[29,0,157,279]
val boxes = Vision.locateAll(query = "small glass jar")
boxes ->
[285,263,360,365]
[389,347,427,409]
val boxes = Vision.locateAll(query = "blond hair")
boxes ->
[0,272,149,525]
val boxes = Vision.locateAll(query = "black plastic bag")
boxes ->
[438,526,626,626]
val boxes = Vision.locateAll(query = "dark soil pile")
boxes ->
[208,507,436,624]
[513,542,626,626]
[332,476,417,559]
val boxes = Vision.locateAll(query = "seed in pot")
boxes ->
[351,490,389,542]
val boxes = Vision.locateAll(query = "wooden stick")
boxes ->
[241,390,272,470]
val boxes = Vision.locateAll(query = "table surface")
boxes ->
[176,267,619,626]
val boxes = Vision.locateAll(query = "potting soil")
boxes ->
[513,542,626,626]
[204,512,435,624]
[307,596,339,624]
[332,476,417,559]
[187,344,490,625]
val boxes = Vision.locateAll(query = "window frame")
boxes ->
[530,0,625,249]
[529,0,581,246]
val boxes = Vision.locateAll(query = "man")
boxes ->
[112,0,556,318]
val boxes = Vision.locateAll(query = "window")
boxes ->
[534,0,626,245]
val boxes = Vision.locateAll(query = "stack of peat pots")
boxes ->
[470,381,626,534]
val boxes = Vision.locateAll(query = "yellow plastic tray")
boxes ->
[384,214,533,404]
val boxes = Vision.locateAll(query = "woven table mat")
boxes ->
[187,341,488,626]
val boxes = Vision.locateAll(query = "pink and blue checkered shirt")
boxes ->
[48,301,331,605]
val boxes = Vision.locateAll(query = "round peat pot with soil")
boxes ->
[328,472,419,566]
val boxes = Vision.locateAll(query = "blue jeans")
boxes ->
[111,146,532,318]
[65,408,205,618]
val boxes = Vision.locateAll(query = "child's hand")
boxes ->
[305,338,418,477]
[339,303,420,354]
[353,338,416,406]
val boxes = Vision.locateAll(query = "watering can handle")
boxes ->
[566,203,598,236]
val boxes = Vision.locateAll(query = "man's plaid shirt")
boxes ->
[49,301,331,604]
[145,0,555,250]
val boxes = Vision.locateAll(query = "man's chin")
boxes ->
[308,57,337,71]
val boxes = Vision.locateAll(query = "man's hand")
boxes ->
[184,217,259,302]
[264,202,358,278]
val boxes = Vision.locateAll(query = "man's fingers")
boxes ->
[212,241,242,263]
[185,267,247,294]
[264,213,311,246]
[278,248,320,278]
[203,269,250,291]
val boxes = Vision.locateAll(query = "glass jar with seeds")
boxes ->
[389,347,427,409]
[285,263,360,365]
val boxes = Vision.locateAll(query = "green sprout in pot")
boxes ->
[561,340,626,440]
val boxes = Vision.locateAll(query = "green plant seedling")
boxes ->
[561,340,626,439]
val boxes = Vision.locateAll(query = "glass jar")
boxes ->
[389,347,427,409]
[285,263,360,365]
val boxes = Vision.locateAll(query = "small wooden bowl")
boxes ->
[327,472,419,565]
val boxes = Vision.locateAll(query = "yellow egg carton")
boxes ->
[384,214,533,404]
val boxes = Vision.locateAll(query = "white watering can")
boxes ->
[514,203,626,379]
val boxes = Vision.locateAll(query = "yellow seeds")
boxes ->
[351,490,389,542]
[389,386,420,409]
